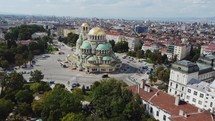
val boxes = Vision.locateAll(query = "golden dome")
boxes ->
[88,27,105,36]
[81,23,89,27]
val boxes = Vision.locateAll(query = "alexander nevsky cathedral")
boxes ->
[67,23,122,73]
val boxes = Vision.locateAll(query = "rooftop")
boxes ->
[128,85,214,121]
[187,78,209,92]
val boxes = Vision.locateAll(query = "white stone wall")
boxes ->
[143,101,171,121]
[185,87,206,109]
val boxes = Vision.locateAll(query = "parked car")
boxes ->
[102,74,109,78]
[72,83,80,88]
[49,80,55,84]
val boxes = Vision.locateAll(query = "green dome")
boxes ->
[80,41,91,49]
[103,56,111,61]
[76,34,84,45]
[88,56,96,61]
[106,42,112,48]
[96,43,110,50]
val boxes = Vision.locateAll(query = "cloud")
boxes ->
[0,0,214,18]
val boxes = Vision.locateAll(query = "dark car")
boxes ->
[72,83,80,88]
[102,74,109,78]
[49,80,55,84]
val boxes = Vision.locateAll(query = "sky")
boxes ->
[0,0,214,19]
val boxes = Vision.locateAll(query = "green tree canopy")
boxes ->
[0,98,14,120]
[15,90,33,103]
[30,70,44,82]
[91,78,144,121]
[40,87,82,121]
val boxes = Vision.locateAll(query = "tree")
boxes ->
[162,54,168,64]
[114,40,129,53]
[1,60,9,70]
[136,50,144,59]
[15,54,24,67]
[91,78,144,120]
[32,98,44,116]
[30,70,44,82]
[41,87,82,121]
[153,66,164,77]
[134,41,143,51]
[28,52,34,65]
[17,102,32,116]
[145,50,152,58]
[0,98,14,120]
[62,113,86,121]
[67,33,79,46]
[109,40,115,48]
[15,90,33,103]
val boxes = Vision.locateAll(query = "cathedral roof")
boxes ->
[80,41,91,49]
[81,23,89,27]
[88,27,105,36]
[96,43,110,50]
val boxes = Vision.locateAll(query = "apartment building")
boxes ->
[167,44,191,60]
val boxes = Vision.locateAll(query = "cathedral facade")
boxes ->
[67,23,122,73]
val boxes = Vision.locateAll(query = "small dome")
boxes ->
[88,27,105,36]
[106,42,112,48]
[88,56,96,61]
[96,43,110,50]
[81,23,89,27]
[103,56,111,61]
[80,41,91,49]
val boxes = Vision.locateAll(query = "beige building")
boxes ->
[174,44,191,60]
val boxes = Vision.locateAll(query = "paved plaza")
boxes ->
[16,41,152,89]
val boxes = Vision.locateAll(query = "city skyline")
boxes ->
[0,0,215,19]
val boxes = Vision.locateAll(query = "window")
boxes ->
[170,82,172,86]
[188,89,191,93]
[169,89,172,92]
[187,96,190,99]
[212,96,214,99]
[194,91,197,96]
[163,115,166,121]
[176,84,178,89]
[175,91,177,95]
[156,111,159,116]
[198,101,202,105]
[182,87,184,91]
[193,98,196,102]
[210,102,213,107]
[150,107,153,113]
[200,93,204,98]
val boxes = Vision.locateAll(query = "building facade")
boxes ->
[128,84,214,121]
[68,23,122,73]
[168,55,215,113]
[167,44,191,60]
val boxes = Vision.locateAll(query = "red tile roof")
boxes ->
[128,85,214,121]
[16,40,32,45]
[170,111,214,121]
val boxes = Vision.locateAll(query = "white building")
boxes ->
[31,32,48,39]
[141,43,160,52]
[128,84,214,121]
[0,30,5,40]
[168,55,215,113]
[185,79,215,112]
[201,43,215,56]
